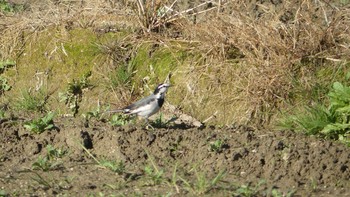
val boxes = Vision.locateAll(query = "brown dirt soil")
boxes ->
[0,118,349,196]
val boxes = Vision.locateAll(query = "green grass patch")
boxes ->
[179,169,226,195]
[131,42,190,86]
[62,29,100,72]
[14,90,47,112]
[107,62,134,89]
[279,81,350,146]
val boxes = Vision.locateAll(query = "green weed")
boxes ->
[179,169,226,195]
[15,90,47,112]
[167,163,180,194]
[24,112,55,134]
[79,140,126,174]
[208,139,227,153]
[0,76,11,95]
[46,145,67,160]
[30,171,73,190]
[309,178,319,191]
[109,114,132,126]
[0,189,7,197]
[83,108,102,121]
[153,114,178,128]
[233,180,266,197]
[31,172,51,188]
[0,59,15,73]
[279,105,334,135]
[82,102,109,123]
[32,145,66,171]
[0,0,24,13]
[32,156,59,171]
[340,0,350,5]
[143,155,165,186]
[279,81,350,145]
[59,71,92,116]
[0,0,13,13]
[271,188,295,197]
[153,113,166,127]
[169,137,183,157]
[99,159,125,175]
[144,164,164,186]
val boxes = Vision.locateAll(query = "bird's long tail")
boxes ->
[104,109,125,114]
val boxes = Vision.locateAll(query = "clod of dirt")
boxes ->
[80,131,93,149]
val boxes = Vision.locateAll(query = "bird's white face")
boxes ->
[154,83,171,97]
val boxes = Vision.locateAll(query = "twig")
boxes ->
[217,0,221,15]
[137,0,145,15]
[203,111,218,123]
[166,0,215,20]
[154,4,218,28]
[61,43,68,57]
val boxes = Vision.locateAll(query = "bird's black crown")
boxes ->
[153,83,170,94]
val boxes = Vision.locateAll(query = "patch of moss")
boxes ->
[131,42,190,88]
[61,29,99,74]
[6,27,129,115]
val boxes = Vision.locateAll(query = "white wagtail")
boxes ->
[109,83,171,122]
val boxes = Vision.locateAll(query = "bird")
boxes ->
[109,83,171,122]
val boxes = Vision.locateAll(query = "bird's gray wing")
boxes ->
[124,95,155,113]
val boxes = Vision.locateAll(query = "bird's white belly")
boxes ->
[134,103,160,118]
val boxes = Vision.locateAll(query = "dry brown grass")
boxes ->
[0,0,135,59]
[1,0,350,126]
[169,0,350,125]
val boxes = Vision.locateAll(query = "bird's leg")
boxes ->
[143,118,155,130]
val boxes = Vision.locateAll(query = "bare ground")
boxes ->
[0,118,349,196]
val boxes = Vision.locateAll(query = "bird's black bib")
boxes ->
[157,98,164,108]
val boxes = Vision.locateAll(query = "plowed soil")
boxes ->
[0,118,349,196]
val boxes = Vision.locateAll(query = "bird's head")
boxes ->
[153,83,171,96]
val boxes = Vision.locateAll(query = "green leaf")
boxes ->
[45,124,54,130]
[321,123,350,134]
[42,112,55,122]
[336,105,350,114]
[58,92,68,102]
[23,123,33,130]
[332,82,343,91]
[346,71,350,80]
